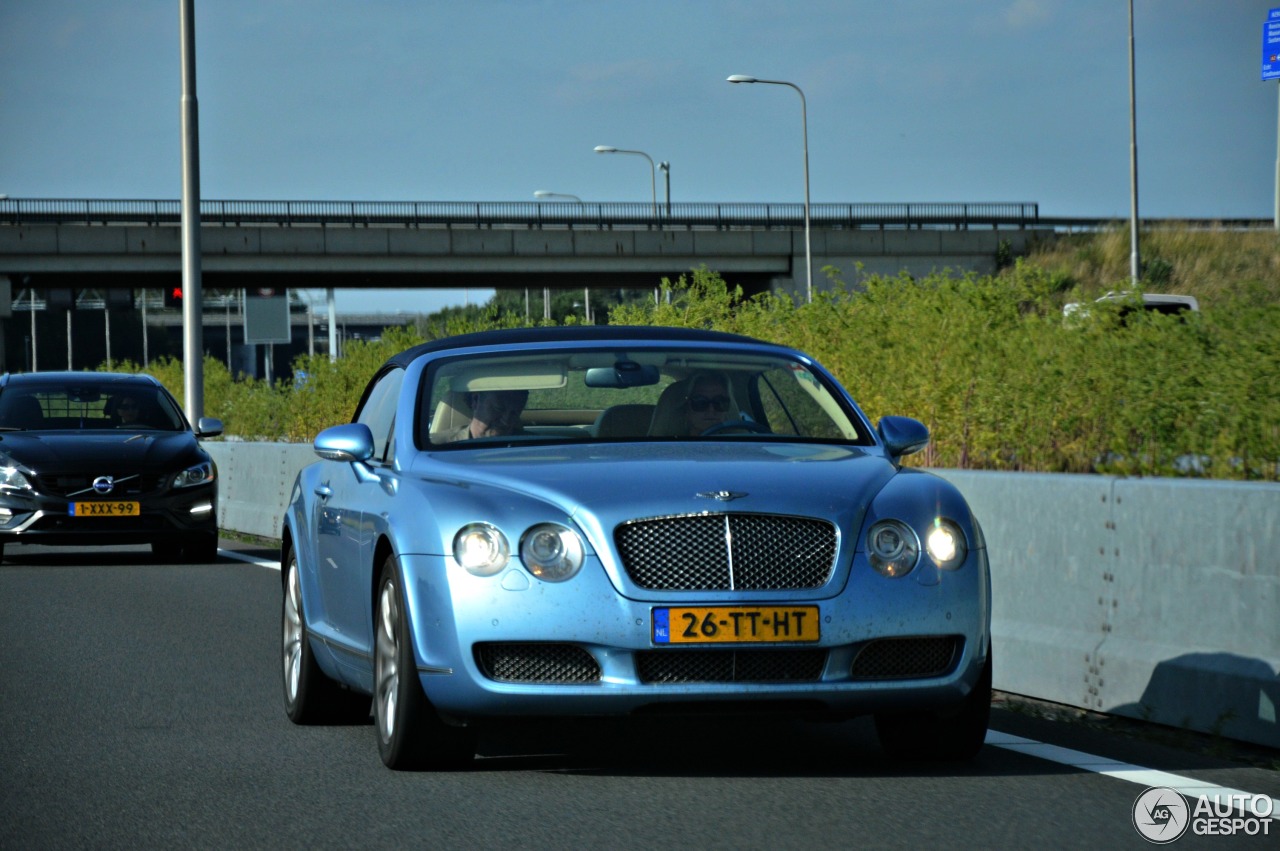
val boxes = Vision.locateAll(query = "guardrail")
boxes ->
[205,441,1280,750]
[0,197,1046,230]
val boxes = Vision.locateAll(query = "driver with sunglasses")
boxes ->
[683,372,734,435]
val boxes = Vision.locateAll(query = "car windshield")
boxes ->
[0,383,185,432]
[420,346,872,448]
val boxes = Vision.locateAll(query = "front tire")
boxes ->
[282,546,369,724]
[184,532,219,564]
[875,650,992,761]
[374,554,475,770]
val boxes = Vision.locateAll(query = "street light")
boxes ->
[658,161,671,217]
[527,189,583,318]
[727,74,812,303]
[594,145,657,218]
[533,191,583,202]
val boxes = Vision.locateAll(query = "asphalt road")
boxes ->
[2,542,1276,850]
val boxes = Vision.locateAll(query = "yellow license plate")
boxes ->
[653,606,820,644]
[70,501,140,517]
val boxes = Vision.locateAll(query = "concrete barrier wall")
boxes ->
[934,470,1279,749]
[206,442,1280,748]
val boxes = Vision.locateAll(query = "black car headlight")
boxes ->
[0,465,34,493]
[925,519,967,569]
[866,519,919,578]
[454,523,511,576]
[172,461,215,489]
[520,523,584,582]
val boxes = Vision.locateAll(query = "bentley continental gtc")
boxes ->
[280,326,991,769]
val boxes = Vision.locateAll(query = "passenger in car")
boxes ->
[112,393,144,427]
[682,372,733,435]
[446,390,528,441]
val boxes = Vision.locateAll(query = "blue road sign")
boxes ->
[1265,8,1280,81]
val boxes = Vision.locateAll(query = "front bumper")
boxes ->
[396,547,991,720]
[0,485,217,548]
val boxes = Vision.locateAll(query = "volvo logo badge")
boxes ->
[92,476,115,495]
[696,490,747,502]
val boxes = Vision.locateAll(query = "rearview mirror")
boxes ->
[585,361,660,388]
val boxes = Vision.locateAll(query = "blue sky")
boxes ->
[2,0,1276,313]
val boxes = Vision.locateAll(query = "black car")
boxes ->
[0,372,222,563]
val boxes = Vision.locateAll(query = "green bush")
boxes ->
[100,229,1279,481]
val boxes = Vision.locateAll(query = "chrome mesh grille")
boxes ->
[636,649,827,683]
[850,636,962,680]
[474,643,601,683]
[615,513,836,591]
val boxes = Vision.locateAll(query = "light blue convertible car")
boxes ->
[281,326,991,769]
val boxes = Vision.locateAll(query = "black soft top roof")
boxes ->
[383,325,771,370]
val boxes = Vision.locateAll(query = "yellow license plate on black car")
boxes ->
[653,606,820,644]
[70,501,140,517]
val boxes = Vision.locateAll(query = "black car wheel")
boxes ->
[183,532,219,564]
[374,554,475,770]
[282,546,368,724]
[874,650,992,761]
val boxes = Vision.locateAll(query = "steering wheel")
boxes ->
[700,419,772,436]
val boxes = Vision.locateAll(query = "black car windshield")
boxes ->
[0,383,185,432]
[421,346,873,448]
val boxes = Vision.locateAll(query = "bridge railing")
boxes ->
[0,197,1044,230]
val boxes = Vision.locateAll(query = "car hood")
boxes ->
[417,441,897,539]
[0,430,204,473]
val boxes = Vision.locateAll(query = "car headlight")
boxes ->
[520,523,584,582]
[866,519,919,578]
[0,465,34,492]
[173,461,215,489]
[925,518,967,569]
[453,523,510,576]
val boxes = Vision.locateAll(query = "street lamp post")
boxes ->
[727,74,812,303]
[658,161,671,217]
[594,145,657,218]
[530,193,582,320]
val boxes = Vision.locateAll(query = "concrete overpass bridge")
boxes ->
[0,196,1060,374]
[0,197,1050,299]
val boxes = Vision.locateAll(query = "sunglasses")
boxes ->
[688,394,731,413]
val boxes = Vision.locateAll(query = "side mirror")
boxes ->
[196,417,223,438]
[314,423,375,463]
[878,415,929,459]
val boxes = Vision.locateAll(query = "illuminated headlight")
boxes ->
[866,519,919,578]
[453,523,510,576]
[925,519,967,569]
[173,461,215,489]
[0,465,33,492]
[520,523,584,582]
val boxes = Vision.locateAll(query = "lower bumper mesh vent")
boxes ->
[475,643,601,683]
[637,649,827,684]
[850,636,962,680]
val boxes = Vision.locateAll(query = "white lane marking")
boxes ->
[987,730,1280,817]
[218,548,280,571]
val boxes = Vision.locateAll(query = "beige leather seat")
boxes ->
[647,380,692,437]
[427,390,473,443]
[592,403,655,438]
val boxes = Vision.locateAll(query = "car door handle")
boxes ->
[314,484,332,499]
